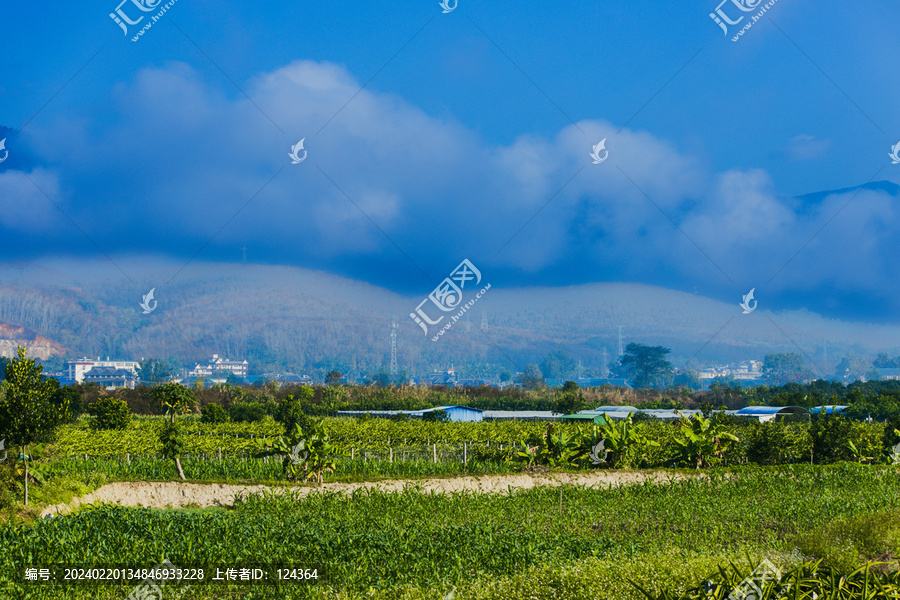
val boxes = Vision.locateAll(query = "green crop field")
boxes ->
[3,463,900,599]
[4,411,900,599]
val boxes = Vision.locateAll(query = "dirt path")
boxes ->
[41,470,693,517]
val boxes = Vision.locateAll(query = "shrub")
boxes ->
[422,409,449,422]
[274,395,312,434]
[49,383,83,423]
[795,510,900,572]
[883,414,900,459]
[746,422,812,465]
[810,415,854,463]
[228,401,266,423]
[87,397,132,430]
[200,403,229,424]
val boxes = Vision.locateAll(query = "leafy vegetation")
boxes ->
[0,346,68,505]
[672,411,740,469]
[2,464,900,598]
[86,397,131,431]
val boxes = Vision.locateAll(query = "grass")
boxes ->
[2,464,900,598]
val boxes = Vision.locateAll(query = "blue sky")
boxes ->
[1,0,899,322]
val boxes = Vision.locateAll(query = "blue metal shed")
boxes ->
[809,405,849,415]
[734,405,808,422]
[405,405,483,422]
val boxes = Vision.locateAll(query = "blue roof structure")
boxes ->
[734,406,809,421]
[809,405,849,415]
[337,405,483,422]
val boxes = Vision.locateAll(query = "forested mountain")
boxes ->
[0,258,896,378]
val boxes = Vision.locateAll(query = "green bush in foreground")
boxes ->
[796,509,900,573]
[640,560,900,600]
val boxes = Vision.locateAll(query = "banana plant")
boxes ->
[256,419,338,484]
[845,440,873,464]
[11,443,52,486]
[673,411,740,469]
[888,430,900,464]
[587,413,659,468]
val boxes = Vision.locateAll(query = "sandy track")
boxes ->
[40,470,691,517]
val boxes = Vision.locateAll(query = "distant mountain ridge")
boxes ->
[0,258,896,378]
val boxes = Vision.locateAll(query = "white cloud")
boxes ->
[5,59,898,305]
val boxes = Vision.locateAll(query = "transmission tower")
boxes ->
[240,244,247,266]
[390,319,398,376]
[602,348,609,378]
[617,326,624,357]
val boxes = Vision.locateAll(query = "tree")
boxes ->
[137,358,172,386]
[47,379,83,423]
[224,371,243,385]
[87,397,131,430]
[562,380,579,393]
[873,353,900,369]
[0,346,68,505]
[200,403,229,424]
[673,368,702,391]
[372,371,391,387]
[762,353,812,386]
[833,353,869,383]
[151,384,197,480]
[540,350,576,380]
[274,394,312,434]
[553,388,586,415]
[619,343,674,389]
[325,370,343,386]
[517,365,544,390]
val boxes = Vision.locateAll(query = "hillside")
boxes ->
[0,258,896,377]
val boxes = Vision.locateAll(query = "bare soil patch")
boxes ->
[40,470,693,517]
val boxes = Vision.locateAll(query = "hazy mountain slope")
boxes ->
[0,258,896,376]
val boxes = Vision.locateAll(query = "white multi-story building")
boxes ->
[699,360,763,382]
[66,357,141,384]
[189,354,248,378]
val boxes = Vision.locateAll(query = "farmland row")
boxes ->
[3,463,900,599]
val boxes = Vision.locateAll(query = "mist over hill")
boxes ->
[0,257,896,379]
